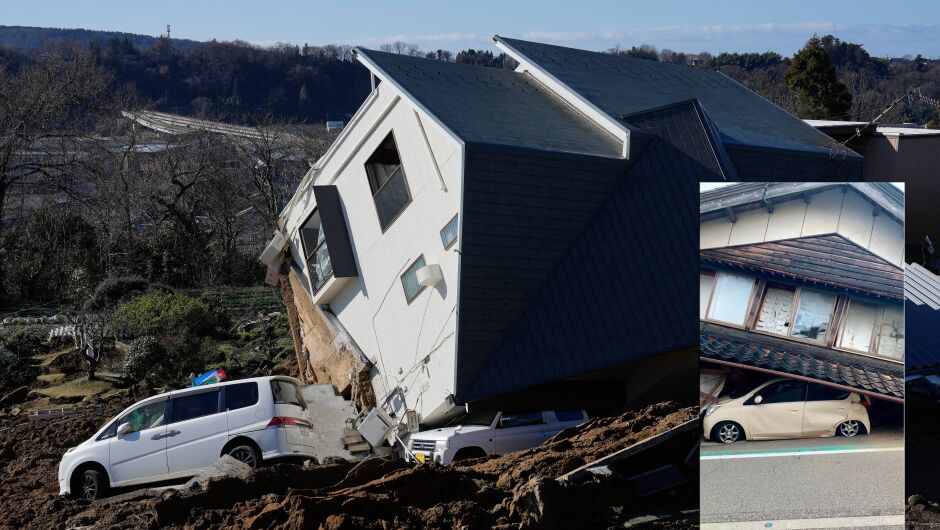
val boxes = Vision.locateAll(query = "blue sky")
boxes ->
[5,1,940,57]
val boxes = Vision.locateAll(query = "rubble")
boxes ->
[0,395,696,529]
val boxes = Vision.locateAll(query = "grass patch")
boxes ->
[37,376,111,399]
[37,373,66,384]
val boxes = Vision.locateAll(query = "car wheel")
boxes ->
[80,468,108,501]
[228,444,261,468]
[713,421,743,444]
[837,420,861,437]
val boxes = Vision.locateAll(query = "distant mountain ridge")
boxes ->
[0,25,201,50]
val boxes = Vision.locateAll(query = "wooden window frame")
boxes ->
[701,270,758,329]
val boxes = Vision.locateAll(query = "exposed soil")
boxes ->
[0,385,150,530]
[907,495,940,529]
[7,400,696,530]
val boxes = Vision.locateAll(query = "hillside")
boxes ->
[0,25,201,50]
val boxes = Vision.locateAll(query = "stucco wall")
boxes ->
[281,81,464,422]
[701,187,904,266]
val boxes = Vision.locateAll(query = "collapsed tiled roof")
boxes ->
[906,262,940,372]
[700,322,903,400]
[701,234,904,300]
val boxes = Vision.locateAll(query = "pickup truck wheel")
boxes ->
[452,447,487,462]
[228,445,261,468]
[79,468,108,501]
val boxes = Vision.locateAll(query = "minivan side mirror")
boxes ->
[753,395,763,405]
[117,422,134,437]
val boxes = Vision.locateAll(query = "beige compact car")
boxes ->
[702,378,871,443]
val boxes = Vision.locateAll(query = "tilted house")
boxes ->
[262,37,866,428]
[700,183,905,403]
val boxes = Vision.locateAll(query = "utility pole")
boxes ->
[166,24,171,39]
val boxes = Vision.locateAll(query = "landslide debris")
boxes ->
[27,400,696,529]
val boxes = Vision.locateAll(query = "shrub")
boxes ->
[84,276,151,311]
[112,291,221,339]
[122,336,163,381]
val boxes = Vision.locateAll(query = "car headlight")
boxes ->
[435,440,448,451]
[704,404,721,417]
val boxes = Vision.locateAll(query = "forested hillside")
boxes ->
[3,27,936,125]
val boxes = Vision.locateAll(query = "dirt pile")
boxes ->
[907,495,940,529]
[0,387,146,530]
[53,401,696,529]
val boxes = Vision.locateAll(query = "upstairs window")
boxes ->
[790,289,836,342]
[440,215,459,249]
[299,209,333,292]
[365,133,411,230]
[837,300,904,359]
[704,271,755,326]
[401,255,426,303]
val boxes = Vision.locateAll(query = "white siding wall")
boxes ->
[283,81,464,420]
[701,188,903,267]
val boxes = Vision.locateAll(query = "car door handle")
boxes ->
[151,430,181,440]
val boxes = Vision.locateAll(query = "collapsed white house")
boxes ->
[260,36,865,442]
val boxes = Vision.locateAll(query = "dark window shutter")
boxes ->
[313,185,358,278]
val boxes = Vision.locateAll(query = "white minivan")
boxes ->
[58,376,315,500]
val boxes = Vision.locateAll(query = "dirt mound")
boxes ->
[907,495,940,529]
[81,401,695,529]
[0,386,148,530]
[0,400,697,529]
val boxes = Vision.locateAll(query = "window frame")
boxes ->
[365,131,412,232]
[400,255,427,305]
[299,208,334,293]
[223,381,260,412]
[701,270,757,328]
[440,214,459,249]
[701,269,903,363]
[168,389,222,424]
[833,299,904,361]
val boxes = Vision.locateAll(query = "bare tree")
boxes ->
[0,48,113,221]
[380,41,423,57]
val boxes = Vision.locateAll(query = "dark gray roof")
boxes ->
[621,99,730,180]
[495,36,857,157]
[701,322,903,400]
[460,129,699,402]
[355,48,623,158]
[906,262,940,372]
[701,234,905,300]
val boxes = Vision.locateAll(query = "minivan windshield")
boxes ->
[271,380,306,409]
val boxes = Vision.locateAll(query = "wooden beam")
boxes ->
[557,418,698,484]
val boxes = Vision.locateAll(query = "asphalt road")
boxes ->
[700,430,904,529]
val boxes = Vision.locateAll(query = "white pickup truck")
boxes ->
[407,410,588,465]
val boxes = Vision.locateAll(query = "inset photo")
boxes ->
[699,182,904,529]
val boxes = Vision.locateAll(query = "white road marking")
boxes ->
[701,514,904,529]
[700,446,903,460]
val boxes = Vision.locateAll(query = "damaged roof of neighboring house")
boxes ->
[701,322,904,401]
[494,36,863,180]
[700,234,905,300]
[353,49,623,158]
[699,182,904,223]
[906,262,940,372]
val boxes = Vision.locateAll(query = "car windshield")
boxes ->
[455,411,498,426]
[271,380,306,409]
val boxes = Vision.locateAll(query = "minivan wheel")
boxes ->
[713,421,743,444]
[79,469,107,501]
[837,420,861,437]
[228,445,261,468]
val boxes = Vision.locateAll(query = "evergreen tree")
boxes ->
[785,36,853,119]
